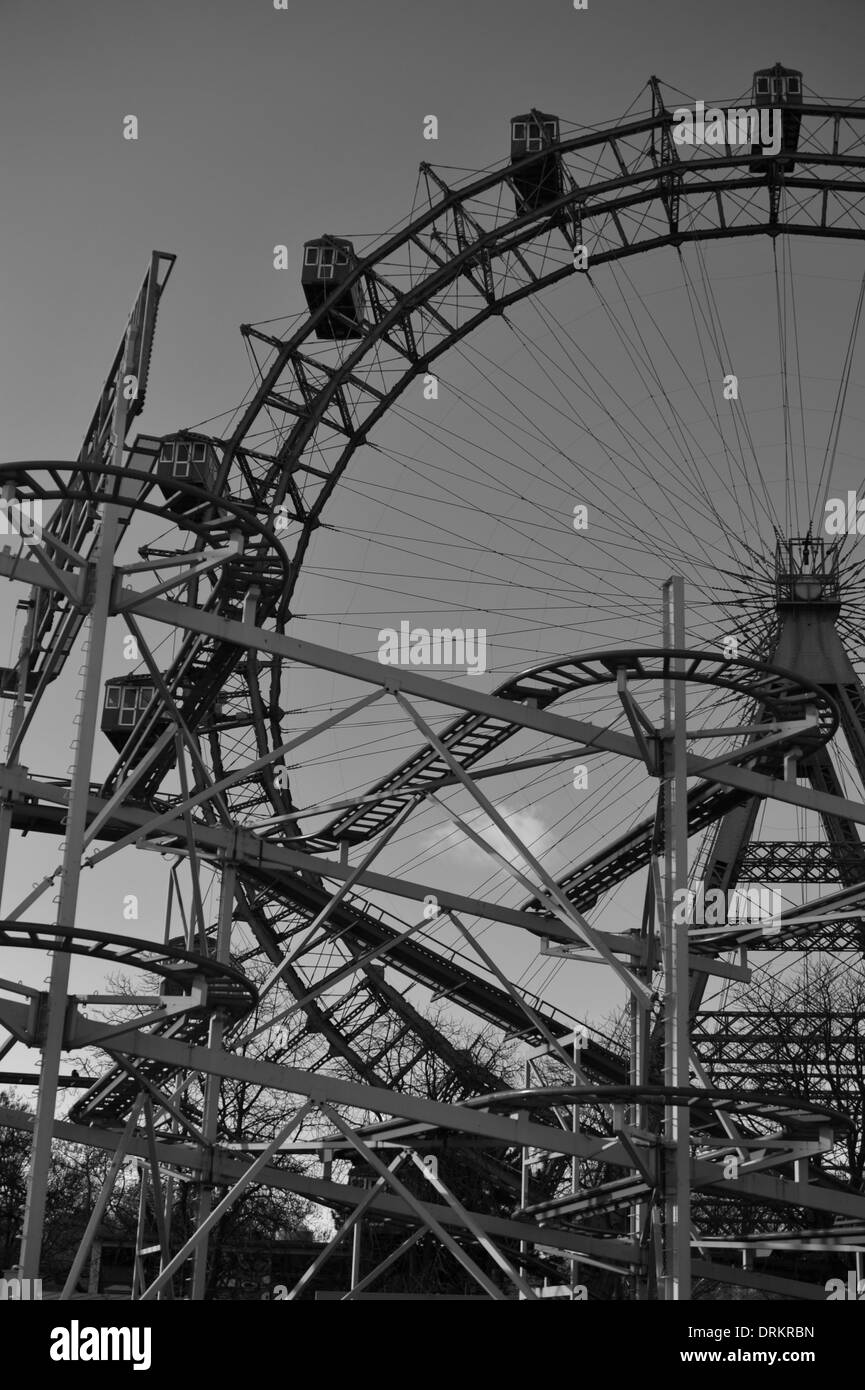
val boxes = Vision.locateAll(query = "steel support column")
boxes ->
[18,337,135,1281]
[191,857,236,1300]
[660,577,691,1299]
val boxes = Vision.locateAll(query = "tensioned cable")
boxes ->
[503,296,740,584]
[332,407,716,615]
[596,257,762,569]
[406,266,742,566]
[675,250,771,549]
[772,238,796,538]
[691,240,783,533]
[784,239,811,524]
[816,267,865,538]
[497,287,738,561]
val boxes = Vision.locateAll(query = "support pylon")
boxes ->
[658,577,691,1299]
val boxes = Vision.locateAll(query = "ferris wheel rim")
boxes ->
[217,88,865,544]
[119,79,865,820]
[13,76,865,1141]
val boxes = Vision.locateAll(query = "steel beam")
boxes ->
[139,1101,315,1301]
[660,577,690,1299]
[0,1101,634,1264]
[59,1012,631,1164]
[17,321,138,1281]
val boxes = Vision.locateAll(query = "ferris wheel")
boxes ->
[2,62,865,1302]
